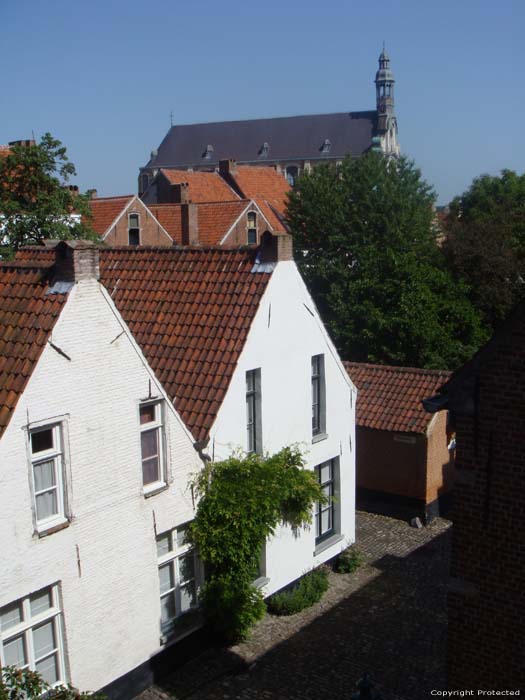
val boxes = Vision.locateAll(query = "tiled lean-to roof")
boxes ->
[344,362,451,434]
[84,195,134,235]
[99,247,272,441]
[160,169,239,203]
[0,260,69,437]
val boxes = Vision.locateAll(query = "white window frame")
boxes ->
[311,354,326,439]
[29,424,67,533]
[247,211,257,245]
[246,368,262,454]
[139,400,166,493]
[128,212,140,246]
[0,585,67,688]
[156,525,201,640]
[314,458,340,545]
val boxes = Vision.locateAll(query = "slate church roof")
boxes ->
[145,111,378,171]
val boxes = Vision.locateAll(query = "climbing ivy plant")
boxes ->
[189,447,324,643]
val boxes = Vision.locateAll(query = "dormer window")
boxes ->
[259,142,269,158]
[203,144,214,160]
[320,138,331,154]
[128,213,140,246]
[247,211,257,244]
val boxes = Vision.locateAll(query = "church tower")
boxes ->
[374,46,400,156]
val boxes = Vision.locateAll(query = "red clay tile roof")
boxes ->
[0,261,69,438]
[148,201,249,245]
[160,169,239,203]
[231,166,290,231]
[84,195,134,235]
[99,247,272,441]
[0,146,12,159]
[344,362,451,434]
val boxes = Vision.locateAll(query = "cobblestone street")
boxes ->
[138,512,451,700]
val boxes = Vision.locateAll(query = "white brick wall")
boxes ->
[0,279,202,691]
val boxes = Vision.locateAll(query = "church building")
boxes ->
[138,49,400,193]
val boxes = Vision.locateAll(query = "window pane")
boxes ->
[156,532,172,558]
[247,212,256,225]
[140,404,156,425]
[179,553,195,583]
[246,370,255,392]
[33,621,56,659]
[33,460,56,492]
[320,462,332,484]
[159,563,174,595]
[4,635,27,667]
[1,602,23,631]
[142,457,160,485]
[160,593,175,624]
[129,214,139,228]
[180,582,197,613]
[36,490,58,521]
[31,429,54,454]
[30,589,53,617]
[35,653,58,685]
[321,509,331,534]
[141,429,158,459]
[176,525,189,548]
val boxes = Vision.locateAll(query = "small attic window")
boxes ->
[203,144,214,160]
[259,142,269,158]
[320,138,331,154]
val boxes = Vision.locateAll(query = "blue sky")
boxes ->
[1,0,522,204]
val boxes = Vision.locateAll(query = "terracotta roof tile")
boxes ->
[148,201,249,245]
[98,247,272,441]
[84,195,134,235]
[232,166,290,226]
[0,260,69,438]
[344,361,451,434]
[160,169,239,203]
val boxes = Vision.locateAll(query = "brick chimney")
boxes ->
[219,159,237,177]
[258,231,293,262]
[53,240,100,283]
[172,182,190,204]
[181,203,199,245]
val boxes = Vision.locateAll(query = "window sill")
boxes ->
[312,432,328,444]
[314,533,344,557]
[36,519,70,538]
[143,482,169,498]
[253,576,270,590]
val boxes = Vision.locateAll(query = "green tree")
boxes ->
[287,152,486,370]
[0,666,105,700]
[442,169,525,330]
[0,133,96,259]
[190,447,324,643]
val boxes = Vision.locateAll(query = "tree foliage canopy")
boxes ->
[0,133,96,258]
[287,153,487,370]
[189,447,323,642]
[442,169,525,330]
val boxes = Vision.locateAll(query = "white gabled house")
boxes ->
[0,235,356,697]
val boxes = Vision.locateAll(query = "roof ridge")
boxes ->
[167,110,378,129]
[90,194,134,202]
[344,361,451,377]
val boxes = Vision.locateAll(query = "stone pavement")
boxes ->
[137,512,451,700]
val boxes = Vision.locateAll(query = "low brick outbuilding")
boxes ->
[345,362,453,521]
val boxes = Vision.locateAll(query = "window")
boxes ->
[156,525,200,638]
[314,459,338,544]
[0,585,66,686]
[247,211,257,245]
[128,213,140,246]
[246,369,262,454]
[140,172,150,194]
[29,425,66,531]
[139,401,165,489]
[311,354,326,438]
[286,166,299,186]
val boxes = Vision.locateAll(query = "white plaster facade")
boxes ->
[208,261,356,595]
[0,277,202,692]
[0,254,356,693]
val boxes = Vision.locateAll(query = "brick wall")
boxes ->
[104,199,172,246]
[448,311,525,689]
[425,411,454,504]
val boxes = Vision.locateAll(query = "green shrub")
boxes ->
[0,666,106,700]
[267,566,329,616]
[334,546,362,574]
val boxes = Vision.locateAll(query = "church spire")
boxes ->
[375,44,395,117]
